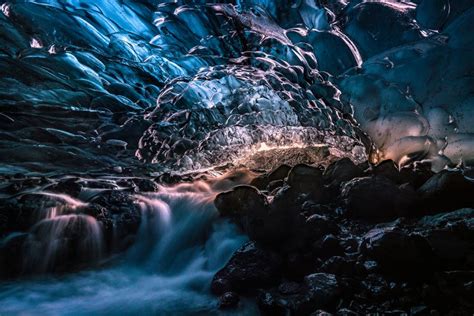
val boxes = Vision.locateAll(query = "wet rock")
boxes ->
[287,164,324,197]
[258,273,340,315]
[418,208,474,230]
[250,164,291,190]
[321,256,356,276]
[305,215,340,244]
[312,234,345,260]
[211,242,282,295]
[371,160,403,184]
[418,170,474,213]
[421,229,472,270]
[427,271,474,312]
[22,214,104,273]
[155,173,185,185]
[218,291,240,309]
[323,158,363,187]
[283,251,319,279]
[215,185,276,243]
[399,163,435,189]
[341,176,419,221]
[0,232,28,278]
[215,185,268,218]
[131,178,159,192]
[89,190,141,250]
[360,228,436,278]
[81,203,114,241]
[45,178,82,197]
[1,193,78,235]
[267,179,284,192]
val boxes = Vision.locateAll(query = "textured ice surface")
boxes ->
[0,0,473,173]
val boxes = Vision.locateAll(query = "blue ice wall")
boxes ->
[0,0,473,173]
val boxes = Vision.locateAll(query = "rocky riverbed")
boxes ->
[1,155,473,315]
[211,159,474,314]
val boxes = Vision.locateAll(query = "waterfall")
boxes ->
[0,176,256,315]
[23,214,104,274]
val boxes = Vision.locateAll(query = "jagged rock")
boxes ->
[130,178,159,192]
[321,256,356,276]
[312,234,345,260]
[250,164,291,190]
[371,160,403,184]
[215,185,268,218]
[360,228,436,278]
[416,209,474,268]
[155,173,185,185]
[399,163,435,189]
[215,185,275,243]
[305,215,340,243]
[418,170,474,213]
[258,273,341,315]
[323,158,364,187]
[211,242,282,295]
[418,208,474,230]
[0,232,28,278]
[45,177,82,197]
[218,292,240,309]
[215,184,309,247]
[341,176,420,221]
[1,193,79,235]
[89,190,141,250]
[287,164,324,197]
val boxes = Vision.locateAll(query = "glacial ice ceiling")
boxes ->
[0,0,473,174]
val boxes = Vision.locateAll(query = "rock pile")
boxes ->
[213,159,474,314]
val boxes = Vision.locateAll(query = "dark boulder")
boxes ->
[287,164,324,200]
[0,232,28,278]
[323,158,364,187]
[89,190,141,250]
[304,273,341,310]
[418,170,474,213]
[250,164,291,190]
[218,291,240,309]
[45,177,82,197]
[312,234,345,260]
[372,160,403,184]
[258,273,341,315]
[418,211,473,269]
[321,256,356,276]
[215,185,268,219]
[305,215,340,244]
[131,178,159,192]
[341,176,419,221]
[1,192,81,235]
[418,208,474,230]
[360,228,436,278]
[215,185,273,242]
[215,185,305,247]
[211,241,282,295]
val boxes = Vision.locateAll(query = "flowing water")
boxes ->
[0,180,255,315]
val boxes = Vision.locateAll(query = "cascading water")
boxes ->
[23,214,104,273]
[0,177,256,315]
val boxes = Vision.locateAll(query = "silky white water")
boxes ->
[0,180,257,315]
